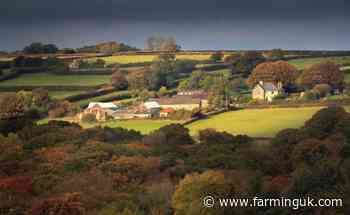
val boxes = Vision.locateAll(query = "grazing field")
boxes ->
[0,73,111,87]
[92,54,214,64]
[187,106,350,137]
[288,56,350,70]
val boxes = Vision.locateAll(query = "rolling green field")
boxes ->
[0,73,111,87]
[288,56,350,70]
[187,106,350,137]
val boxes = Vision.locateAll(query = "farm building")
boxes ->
[160,108,175,118]
[68,59,81,70]
[77,102,119,122]
[252,81,284,102]
[150,95,208,111]
[112,110,151,119]
[87,102,119,110]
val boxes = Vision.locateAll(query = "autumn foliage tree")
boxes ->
[227,51,265,77]
[172,171,233,215]
[111,69,128,90]
[29,193,85,215]
[127,69,149,91]
[298,61,344,89]
[247,61,299,87]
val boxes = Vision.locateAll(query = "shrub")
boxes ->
[300,90,318,101]
[199,128,251,145]
[168,109,194,120]
[143,124,193,145]
[111,70,128,90]
[29,193,85,215]
[81,113,97,124]
[302,106,350,139]
[210,52,224,62]
[298,61,344,89]
[172,171,234,215]
[312,84,332,98]
[49,101,81,118]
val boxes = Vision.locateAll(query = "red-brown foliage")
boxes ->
[29,193,85,215]
[247,60,299,87]
[0,176,33,194]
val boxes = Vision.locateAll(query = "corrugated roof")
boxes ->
[144,101,161,109]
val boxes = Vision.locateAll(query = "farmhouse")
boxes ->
[78,102,119,122]
[68,59,81,70]
[252,81,284,102]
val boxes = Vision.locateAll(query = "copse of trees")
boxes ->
[210,52,224,62]
[126,68,150,91]
[226,51,266,77]
[298,61,344,90]
[111,69,128,90]
[23,42,59,54]
[247,61,300,88]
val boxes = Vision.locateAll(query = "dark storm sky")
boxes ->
[0,0,349,51]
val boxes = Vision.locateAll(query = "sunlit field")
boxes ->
[187,106,350,137]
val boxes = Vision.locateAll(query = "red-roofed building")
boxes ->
[160,107,175,118]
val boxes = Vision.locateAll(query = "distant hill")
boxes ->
[77,41,139,53]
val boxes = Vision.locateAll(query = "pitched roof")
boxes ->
[161,108,175,113]
[143,101,161,109]
[88,102,118,109]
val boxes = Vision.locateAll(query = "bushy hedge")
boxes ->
[199,63,229,72]
[0,70,20,82]
[0,61,12,69]
[65,88,116,102]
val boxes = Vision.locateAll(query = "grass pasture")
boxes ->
[0,73,111,87]
[187,106,350,137]
[288,56,350,70]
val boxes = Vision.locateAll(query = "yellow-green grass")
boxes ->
[187,106,350,138]
[0,73,111,87]
[288,56,350,70]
